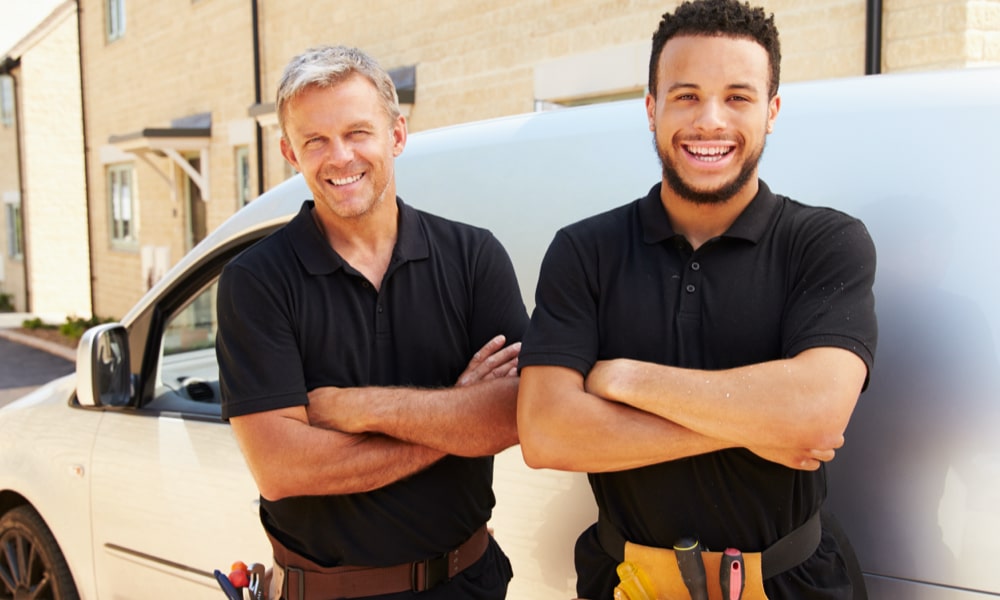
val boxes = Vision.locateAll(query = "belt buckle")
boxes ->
[410,553,450,592]
[285,566,304,600]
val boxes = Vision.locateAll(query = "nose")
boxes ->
[326,137,353,166]
[693,98,726,132]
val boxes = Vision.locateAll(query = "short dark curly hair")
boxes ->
[648,0,781,99]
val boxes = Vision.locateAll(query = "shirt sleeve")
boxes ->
[217,258,308,420]
[782,211,878,380]
[468,233,530,348]
[519,227,600,376]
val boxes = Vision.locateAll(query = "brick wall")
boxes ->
[78,0,999,315]
[81,0,257,318]
[885,0,1000,71]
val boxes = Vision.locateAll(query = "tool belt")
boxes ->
[266,525,490,600]
[599,511,821,600]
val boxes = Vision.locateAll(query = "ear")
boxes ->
[391,114,408,157]
[766,93,781,134]
[279,136,300,171]
[645,93,657,132]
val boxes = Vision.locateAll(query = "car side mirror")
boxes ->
[76,323,133,407]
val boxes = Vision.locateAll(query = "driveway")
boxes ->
[0,325,75,408]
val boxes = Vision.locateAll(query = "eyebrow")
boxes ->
[667,82,761,94]
[345,119,377,131]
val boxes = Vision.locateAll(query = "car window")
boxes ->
[163,280,218,356]
[147,279,223,416]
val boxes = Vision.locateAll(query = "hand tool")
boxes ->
[674,537,709,600]
[614,561,654,600]
[214,569,243,600]
[720,548,745,600]
[248,562,266,600]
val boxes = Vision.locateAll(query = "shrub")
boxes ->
[59,316,115,340]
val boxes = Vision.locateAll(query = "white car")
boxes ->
[2,67,999,599]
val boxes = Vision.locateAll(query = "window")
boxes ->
[106,0,125,42]
[152,278,221,413]
[5,201,23,259]
[235,146,251,207]
[1,75,14,128]
[108,164,136,246]
[163,280,218,357]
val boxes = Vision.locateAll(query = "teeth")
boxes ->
[688,146,730,156]
[330,173,362,186]
[686,145,731,162]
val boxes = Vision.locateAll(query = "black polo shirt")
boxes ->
[217,199,528,567]
[519,180,877,598]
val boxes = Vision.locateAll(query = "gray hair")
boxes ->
[276,45,401,137]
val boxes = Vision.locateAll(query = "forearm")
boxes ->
[308,377,520,457]
[517,366,733,472]
[588,347,866,451]
[231,407,444,500]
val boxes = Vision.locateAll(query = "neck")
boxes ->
[661,178,758,250]
[312,198,399,289]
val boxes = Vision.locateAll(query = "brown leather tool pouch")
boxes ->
[601,511,822,600]
[615,543,768,599]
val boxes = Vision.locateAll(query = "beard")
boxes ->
[655,131,766,205]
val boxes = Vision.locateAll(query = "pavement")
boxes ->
[0,313,76,408]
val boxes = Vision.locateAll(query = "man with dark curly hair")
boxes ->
[518,1,876,598]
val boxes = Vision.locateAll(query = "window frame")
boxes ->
[235,146,251,208]
[0,75,15,128]
[106,0,126,42]
[107,163,138,249]
[5,201,23,260]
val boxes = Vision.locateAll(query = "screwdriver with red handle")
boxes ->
[720,548,745,600]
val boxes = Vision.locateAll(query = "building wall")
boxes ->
[17,6,92,320]
[80,0,257,318]
[885,0,1000,70]
[77,0,1000,316]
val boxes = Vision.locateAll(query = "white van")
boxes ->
[0,67,998,599]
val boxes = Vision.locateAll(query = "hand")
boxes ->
[584,359,629,401]
[306,387,363,433]
[748,445,839,471]
[456,335,521,387]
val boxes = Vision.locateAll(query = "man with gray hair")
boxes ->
[217,45,527,600]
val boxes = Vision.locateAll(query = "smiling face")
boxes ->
[279,73,406,224]
[646,34,780,206]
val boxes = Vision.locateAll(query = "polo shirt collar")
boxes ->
[287,197,429,275]
[639,179,779,245]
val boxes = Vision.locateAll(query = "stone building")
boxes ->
[0,1,90,319]
[3,0,999,318]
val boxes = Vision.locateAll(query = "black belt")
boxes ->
[597,510,822,580]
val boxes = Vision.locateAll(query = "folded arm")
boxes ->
[518,365,734,472]
[230,406,444,501]
[519,347,865,473]
[585,346,868,468]
[307,335,521,457]
[230,335,520,500]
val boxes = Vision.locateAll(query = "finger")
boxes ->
[490,358,518,378]
[471,335,507,365]
[485,342,520,366]
[811,448,836,462]
[457,336,507,386]
[467,341,519,380]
